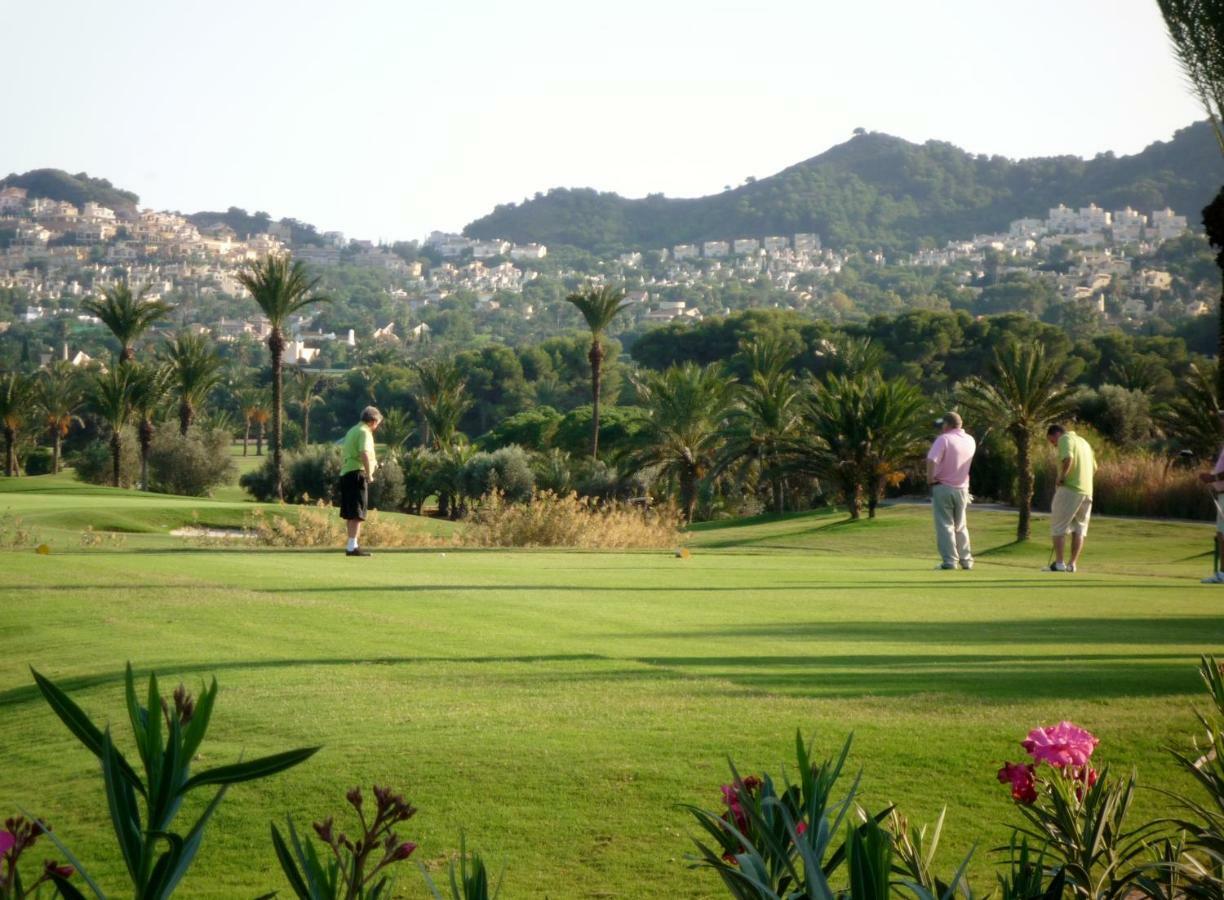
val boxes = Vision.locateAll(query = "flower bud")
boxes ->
[346,787,363,810]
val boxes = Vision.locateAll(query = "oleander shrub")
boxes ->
[23,447,54,476]
[241,445,342,504]
[147,427,236,497]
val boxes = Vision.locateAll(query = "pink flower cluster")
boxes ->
[997,721,1099,805]
[718,776,806,864]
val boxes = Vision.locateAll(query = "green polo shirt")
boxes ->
[340,423,376,476]
[1057,431,1095,498]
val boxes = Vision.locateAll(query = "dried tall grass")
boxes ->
[1035,450,1213,520]
[463,491,682,549]
[243,507,448,548]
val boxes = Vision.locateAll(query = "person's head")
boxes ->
[1046,423,1066,446]
[938,411,962,433]
[361,406,383,430]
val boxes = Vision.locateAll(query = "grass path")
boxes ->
[0,476,1221,897]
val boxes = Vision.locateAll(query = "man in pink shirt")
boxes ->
[1200,409,1224,584]
[926,411,977,570]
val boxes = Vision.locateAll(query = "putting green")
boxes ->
[0,475,1220,898]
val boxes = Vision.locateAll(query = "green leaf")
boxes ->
[271,822,311,900]
[124,663,149,771]
[181,746,319,791]
[180,677,217,763]
[102,729,145,884]
[48,870,91,900]
[24,810,106,900]
[144,671,164,793]
[144,831,185,900]
[160,784,228,897]
[31,666,146,797]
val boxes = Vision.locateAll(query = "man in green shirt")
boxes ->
[1044,423,1095,573]
[339,406,382,557]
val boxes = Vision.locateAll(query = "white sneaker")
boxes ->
[1066,563,1077,573]
[960,560,974,570]
[1202,572,1224,584]
[935,563,956,570]
[1044,562,1067,572]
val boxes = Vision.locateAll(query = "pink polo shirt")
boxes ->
[927,428,976,490]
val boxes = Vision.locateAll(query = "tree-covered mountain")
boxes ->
[464,121,1224,253]
[0,169,139,212]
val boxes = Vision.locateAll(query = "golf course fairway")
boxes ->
[1,475,1221,898]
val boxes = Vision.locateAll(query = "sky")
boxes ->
[5,0,1207,242]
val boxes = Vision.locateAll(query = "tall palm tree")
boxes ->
[1155,0,1224,400]
[0,372,35,477]
[236,255,329,500]
[82,284,174,364]
[163,332,222,436]
[565,284,631,458]
[251,395,272,457]
[37,362,84,474]
[716,339,804,513]
[128,363,173,491]
[288,366,329,447]
[959,343,1075,540]
[90,367,136,488]
[628,362,735,524]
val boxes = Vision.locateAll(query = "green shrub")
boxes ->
[147,428,236,497]
[478,406,561,451]
[462,445,535,503]
[1076,384,1154,448]
[401,447,442,515]
[553,405,646,456]
[72,427,140,488]
[370,451,406,510]
[240,445,342,504]
[22,447,54,476]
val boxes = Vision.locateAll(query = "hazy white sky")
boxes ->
[5,0,1206,241]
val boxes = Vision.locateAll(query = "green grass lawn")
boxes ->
[1,475,1222,898]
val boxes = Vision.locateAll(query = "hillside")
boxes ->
[463,121,1224,252]
[0,169,139,212]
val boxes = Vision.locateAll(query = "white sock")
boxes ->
[347,538,358,552]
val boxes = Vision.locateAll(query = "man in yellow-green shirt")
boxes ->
[1044,423,1095,573]
[339,406,382,557]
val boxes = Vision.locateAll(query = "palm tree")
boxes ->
[251,396,272,457]
[860,377,929,518]
[37,363,84,473]
[82,284,173,364]
[792,373,877,520]
[627,362,735,524]
[163,332,222,436]
[128,363,173,491]
[0,372,35,477]
[236,255,329,500]
[90,367,136,488]
[1158,361,1221,459]
[412,359,471,451]
[378,407,416,455]
[565,284,631,458]
[716,339,804,513]
[1155,0,1224,400]
[288,366,329,447]
[959,343,1075,540]
[234,387,263,456]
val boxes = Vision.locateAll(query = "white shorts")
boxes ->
[1050,486,1091,537]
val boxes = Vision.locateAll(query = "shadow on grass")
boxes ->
[613,616,1224,646]
[8,645,1221,712]
[0,654,607,708]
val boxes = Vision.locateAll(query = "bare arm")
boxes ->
[360,450,375,481]
[926,459,938,484]
[1056,456,1072,485]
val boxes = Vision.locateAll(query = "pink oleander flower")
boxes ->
[0,830,13,858]
[997,762,1038,804]
[1021,721,1098,768]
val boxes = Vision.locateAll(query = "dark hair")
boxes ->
[1046,423,1066,437]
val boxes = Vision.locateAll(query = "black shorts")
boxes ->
[339,471,368,521]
